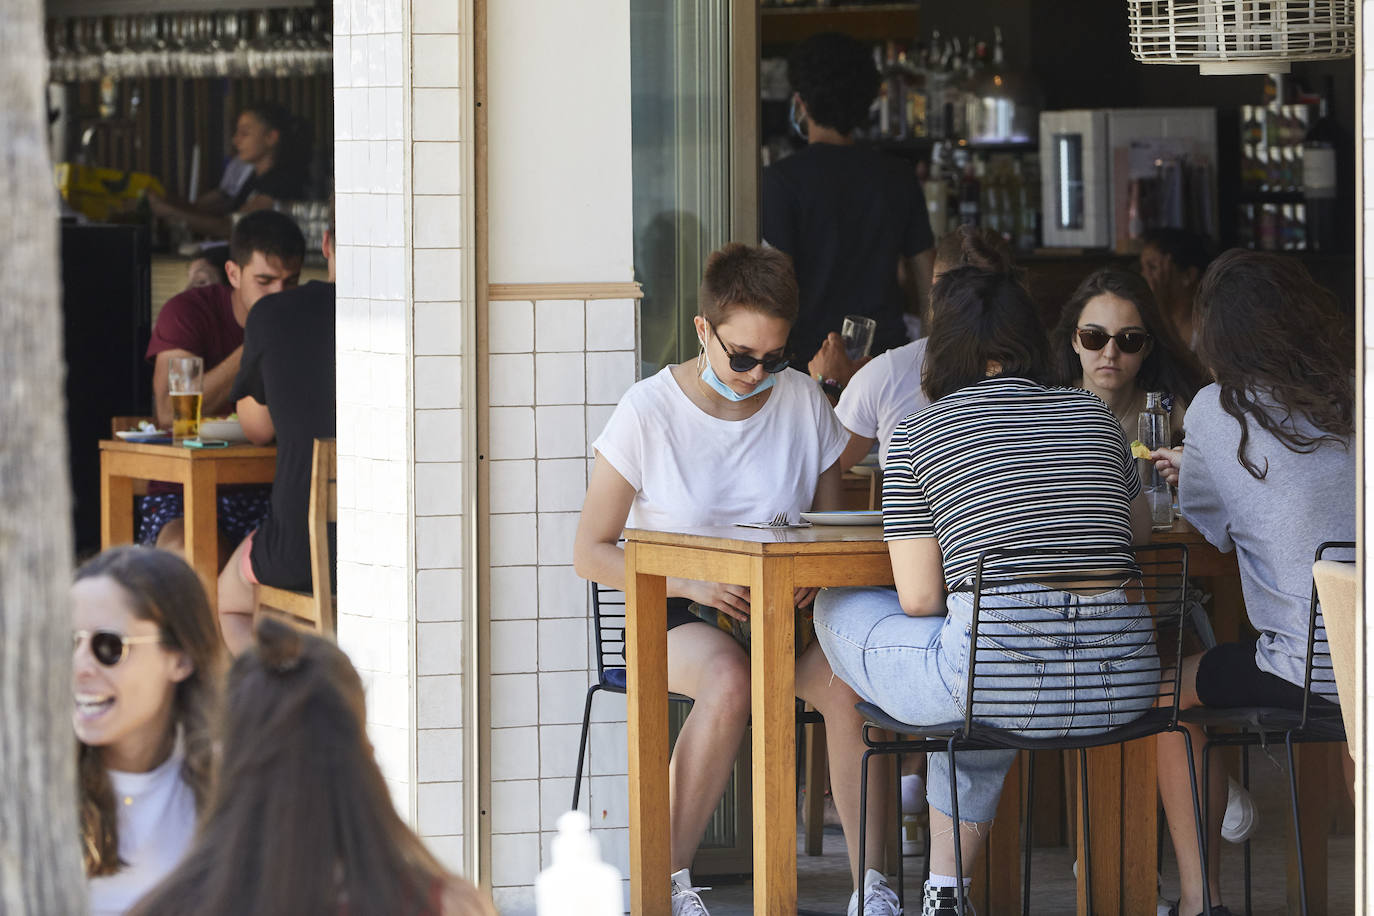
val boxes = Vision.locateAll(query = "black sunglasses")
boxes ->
[74,629,164,667]
[712,329,790,374]
[1076,327,1150,354]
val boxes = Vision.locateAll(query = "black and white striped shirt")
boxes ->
[883,377,1141,590]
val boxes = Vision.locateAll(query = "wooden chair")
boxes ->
[256,438,337,635]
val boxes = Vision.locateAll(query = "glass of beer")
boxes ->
[168,356,203,442]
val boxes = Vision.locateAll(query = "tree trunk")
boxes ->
[0,0,85,911]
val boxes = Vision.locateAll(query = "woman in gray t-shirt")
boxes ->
[1148,249,1354,916]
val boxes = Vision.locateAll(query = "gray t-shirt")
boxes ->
[1180,384,1355,698]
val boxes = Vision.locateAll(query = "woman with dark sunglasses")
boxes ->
[72,546,223,915]
[574,242,901,916]
[1051,268,1204,441]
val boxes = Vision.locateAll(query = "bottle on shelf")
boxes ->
[1303,75,1340,252]
[1138,393,1173,530]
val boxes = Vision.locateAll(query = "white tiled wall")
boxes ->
[486,295,639,900]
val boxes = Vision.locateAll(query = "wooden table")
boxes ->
[622,524,894,916]
[99,439,276,611]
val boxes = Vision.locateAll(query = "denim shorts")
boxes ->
[813,583,1159,823]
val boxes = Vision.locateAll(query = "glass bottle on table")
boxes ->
[1138,391,1173,530]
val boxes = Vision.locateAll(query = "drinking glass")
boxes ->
[167,356,204,442]
[841,315,877,361]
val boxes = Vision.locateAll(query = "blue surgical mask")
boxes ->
[789,97,808,141]
[699,339,776,402]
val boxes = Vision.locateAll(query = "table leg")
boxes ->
[625,543,671,916]
[1121,737,1159,914]
[183,470,220,614]
[750,555,796,916]
[969,752,1022,913]
[100,457,134,548]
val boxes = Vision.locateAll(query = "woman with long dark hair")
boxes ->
[74,546,222,915]
[1150,250,1355,916]
[1050,267,1204,440]
[130,616,494,916]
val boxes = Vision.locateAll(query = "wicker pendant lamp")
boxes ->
[1128,1,1355,75]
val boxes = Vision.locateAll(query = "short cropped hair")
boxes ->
[698,243,799,326]
[1141,227,1212,274]
[229,209,306,267]
[787,32,880,136]
[922,266,1050,402]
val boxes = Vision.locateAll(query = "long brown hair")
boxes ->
[1050,267,1204,401]
[1195,249,1354,479]
[76,546,223,877]
[923,266,1050,401]
[130,617,494,916]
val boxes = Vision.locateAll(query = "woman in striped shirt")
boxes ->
[813,267,1155,915]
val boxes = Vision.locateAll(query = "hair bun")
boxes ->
[255,616,305,674]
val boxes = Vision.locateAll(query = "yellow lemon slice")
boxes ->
[1130,440,1153,460]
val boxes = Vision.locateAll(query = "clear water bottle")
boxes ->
[1138,392,1173,530]
[536,810,623,916]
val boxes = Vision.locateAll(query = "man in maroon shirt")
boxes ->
[139,210,305,554]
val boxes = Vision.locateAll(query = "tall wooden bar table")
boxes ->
[622,524,894,916]
[99,439,277,612]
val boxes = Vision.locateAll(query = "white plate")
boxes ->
[199,418,249,443]
[800,510,883,526]
[114,428,169,441]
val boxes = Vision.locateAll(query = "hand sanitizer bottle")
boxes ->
[535,810,623,916]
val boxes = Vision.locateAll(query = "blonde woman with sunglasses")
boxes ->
[72,546,223,915]
[1051,268,1204,440]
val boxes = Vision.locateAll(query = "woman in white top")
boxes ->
[574,243,900,916]
[74,546,222,916]
[830,226,1017,472]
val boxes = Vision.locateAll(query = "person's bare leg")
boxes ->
[796,642,888,888]
[927,807,991,878]
[154,517,185,556]
[217,535,256,655]
[665,623,752,872]
[1158,655,1225,915]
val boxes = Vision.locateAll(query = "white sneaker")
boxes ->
[1157,895,1176,916]
[671,868,711,916]
[848,869,903,916]
[1221,778,1258,844]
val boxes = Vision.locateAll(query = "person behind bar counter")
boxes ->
[762,31,935,387]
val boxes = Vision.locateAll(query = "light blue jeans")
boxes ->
[813,584,1159,823]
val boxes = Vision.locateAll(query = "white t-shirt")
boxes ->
[593,366,848,530]
[88,749,196,916]
[834,337,930,469]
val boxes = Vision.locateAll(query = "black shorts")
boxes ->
[666,597,703,631]
[1195,641,1336,710]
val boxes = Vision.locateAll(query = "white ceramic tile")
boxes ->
[489,300,534,353]
[417,780,463,836]
[538,724,585,780]
[371,297,406,352]
[411,0,458,33]
[491,726,540,781]
[534,353,585,406]
[490,512,537,567]
[539,777,577,831]
[489,459,536,514]
[417,728,463,783]
[587,774,630,830]
[366,672,412,731]
[370,349,407,408]
[490,353,535,406]
[368,88,388,141]
[535,459,587,513]
[491,619,538,674]
[489,406,536,459]
[349,35,367,88]
[491,834,538,889]
[414,142,464,195]
[425,835,465,873]
[414,195,463,248]
[534,299,585,352]
[382,0,401,32]
[592,827,631,876]
[414,301,464,355]
[413,248,463,302]
[536,617,589,672]
[413,33,460,87]
[349,0,366,41]
[366,32,386,86]
[588,720,629,775]
[415,461,463,516]
[384,141,404,195]
[491,780,541,834]
[491,673,539,728]
[538,565,587,619]
[338,616,390,672]
[369,723,410,787]
[384,32,402,87]
[491,885,536,914]
[371,511,408,568]
[417,674,463,728]
[585,299,637,351]
[415,355,463,409]
[363,0,383,34]
[585,351,636,406]
[417,568,464,622]
[487,569,535,626]
[534,406,585,459]
[417,621,462,676]
[536,512,580,567]
[538,671,591,725]
[415,409,465,462]
[373,565,411,623]
[384,88,403,141]
[413,88,462,141]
